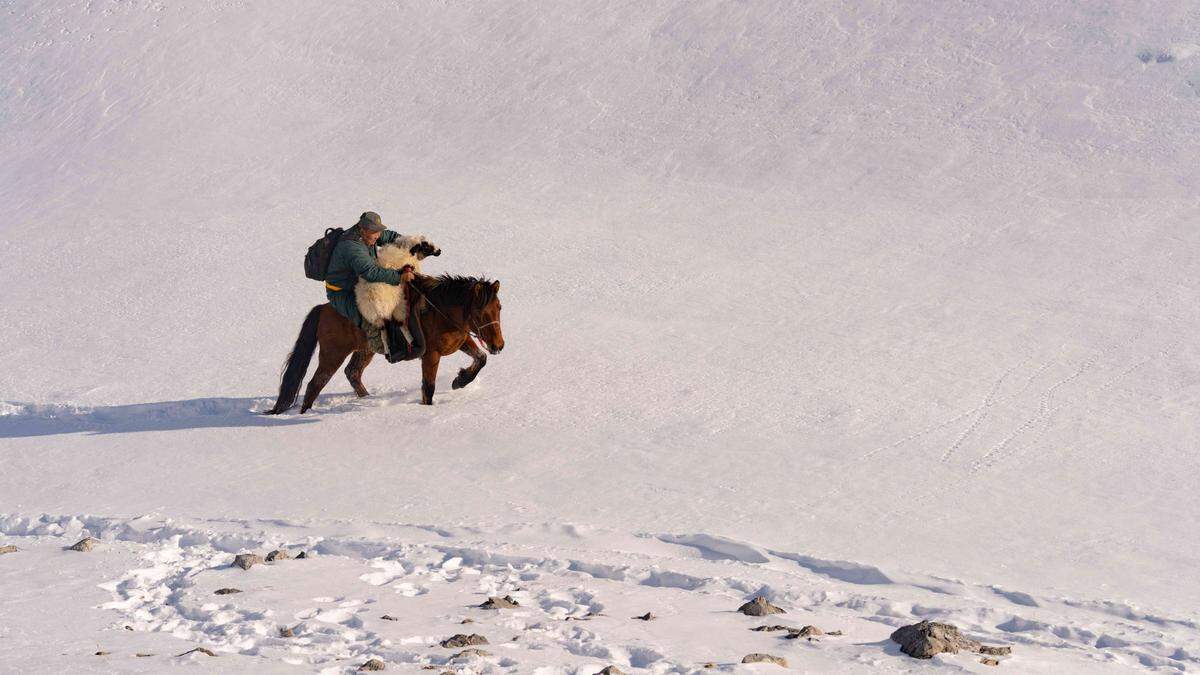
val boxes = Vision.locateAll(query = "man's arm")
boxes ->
[345,241,402,285]
[377,229,401,245]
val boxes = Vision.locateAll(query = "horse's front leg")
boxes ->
[420,351,441,405]
[452,340,487,390]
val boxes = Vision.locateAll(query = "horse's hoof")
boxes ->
[452,378,466,390]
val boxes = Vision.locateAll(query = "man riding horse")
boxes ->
[324,211,417,358]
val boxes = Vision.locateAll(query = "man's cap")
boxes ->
[357,211,386,232]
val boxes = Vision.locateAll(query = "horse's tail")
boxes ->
[264,305,323,415]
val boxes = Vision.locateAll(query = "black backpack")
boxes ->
[304,227,344,281]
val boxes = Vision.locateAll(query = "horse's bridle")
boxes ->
[409,283,500,352]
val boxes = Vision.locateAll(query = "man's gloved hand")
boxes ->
[399,265,416,284]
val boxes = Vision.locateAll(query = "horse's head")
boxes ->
[410,239,441,260]
[472,280,504,354]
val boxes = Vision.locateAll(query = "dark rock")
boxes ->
[632,612,656,621]
[981,657,1000,666]
[741,653,788,667]
[738,596,785,616]
[231,553,263,570]
[94,651,110,656]
[0,545,18,555]
[135,653,153,657]
[214,588,242,595]
[890,621,981,659]
[68,537,99,552]
[479,595,519,609]
[460,618,474,623]
[266,549,291,562]
[786,625,823,640]
[827,630,844,636]
[296,551,308,559]
[280,626,295,638]
[980,645,1012,656]
[451,648,491,659]
[359,658,386,671]
[597,668,625,675]
[440,633,489,648]
[381,614,399,621]
[751,625,794,632]
[175,647,216,657]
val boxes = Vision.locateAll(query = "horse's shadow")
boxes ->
[0,395,325,438]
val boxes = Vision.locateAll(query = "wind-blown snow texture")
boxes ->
[1,1,1198,672]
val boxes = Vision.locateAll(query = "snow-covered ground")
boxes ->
[2,1,1198,672]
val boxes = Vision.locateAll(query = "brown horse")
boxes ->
[266,275,504,414]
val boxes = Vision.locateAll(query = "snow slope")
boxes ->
[2,1,1199,672]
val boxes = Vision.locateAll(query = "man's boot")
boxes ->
[384,320,414,363]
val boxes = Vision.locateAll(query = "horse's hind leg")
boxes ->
[344,351,374,397]
[300,346,351,413]
[452,341,487,390]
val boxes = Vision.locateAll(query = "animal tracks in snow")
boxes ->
[1,513,1196,673]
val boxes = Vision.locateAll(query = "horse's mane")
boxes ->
[414,274,497,311]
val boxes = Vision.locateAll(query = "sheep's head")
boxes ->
[410,239,441,259]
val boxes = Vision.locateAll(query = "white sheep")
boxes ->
[355,235,440,328]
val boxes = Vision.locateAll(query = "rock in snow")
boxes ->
[479,595,519,609]
[231,553,263,570]
[440,634,489,648]
[213,587,242,595]
[265,549,291,561]
[737,596,785,616]
[67,537,99,552]
[741,653,788,667]
[0,545,18,555]
[890,620,994,659]
[358,658,386,671]
[786,625,823,639]
[597,667,625,675]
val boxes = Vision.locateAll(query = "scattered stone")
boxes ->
[381,614,399,621]
[94,651,110,656]
[702,664,717,669]
[135,653,153,657]
[890,621,980,659]
[265,549,291,562]
[597,667,625,675]
[827,630,844,636]
[980,645,1012,656]
[479,595,519,609]
[460,618,474,624]
[68,537,99,552]
[440,633,489,648]
[741,653,788,667]
[359,658,386,671]
[786,625,823,640]
[175,647,216,657]
[231,553,263,570]
[451,648,491,659]
[296,551,308,559]
[214,588,242,595]
[738,596,785,616]
[981,657,1000,666]
[751,624,794,632]
[0,545,18,555]
[279,626,295,638]
[632,612,656,621]
[123,626,133,631]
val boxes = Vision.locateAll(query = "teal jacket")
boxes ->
[325,227,404,328]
